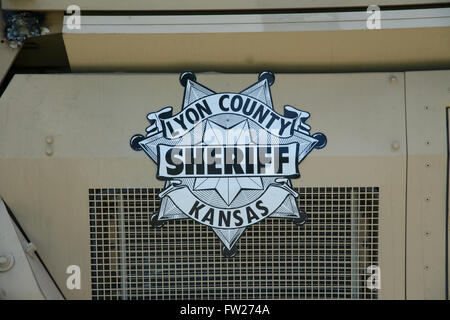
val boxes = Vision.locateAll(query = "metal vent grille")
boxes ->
[89,187,379,300]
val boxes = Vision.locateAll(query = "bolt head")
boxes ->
[389,75,398,85]
[0,256,8,266]
[391,141,400,151]
[45,146,53,156]
[45,136,54,144]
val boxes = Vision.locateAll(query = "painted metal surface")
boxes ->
[0,199,63,299]
[405,70,449,299]
[0,73,407,299]
[62,27,450,72]
[62,9,450,34]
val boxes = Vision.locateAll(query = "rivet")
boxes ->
[425,140,431,146]
[425,231,431,237]
[389,75,398,85]
[391,141,400,151]
[424,265,430,271]
[45,135,54,144]
[424,105,429,111]
[425,196,431,202]
[0,254,14,272]
[425,162,431,168]
[45,146,53,156]
[0,256,8,266]
[25,242,37,256]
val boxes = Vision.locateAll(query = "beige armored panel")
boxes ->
[0,198,63,299]
[405,71,449,299]
[61,12,450,73]
[0,72,415,299]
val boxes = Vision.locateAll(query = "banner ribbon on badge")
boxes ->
[159,181,297,229]
[145,93,312,139]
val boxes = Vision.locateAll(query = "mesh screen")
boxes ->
[89,187,379,300]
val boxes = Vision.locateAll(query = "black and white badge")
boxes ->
[130,71,326,257]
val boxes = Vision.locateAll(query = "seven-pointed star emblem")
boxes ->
[130,71,327,257]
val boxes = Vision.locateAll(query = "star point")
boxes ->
[193,119,263,206]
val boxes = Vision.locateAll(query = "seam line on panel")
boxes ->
[445,107,449,300]
[403,72,409,300]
